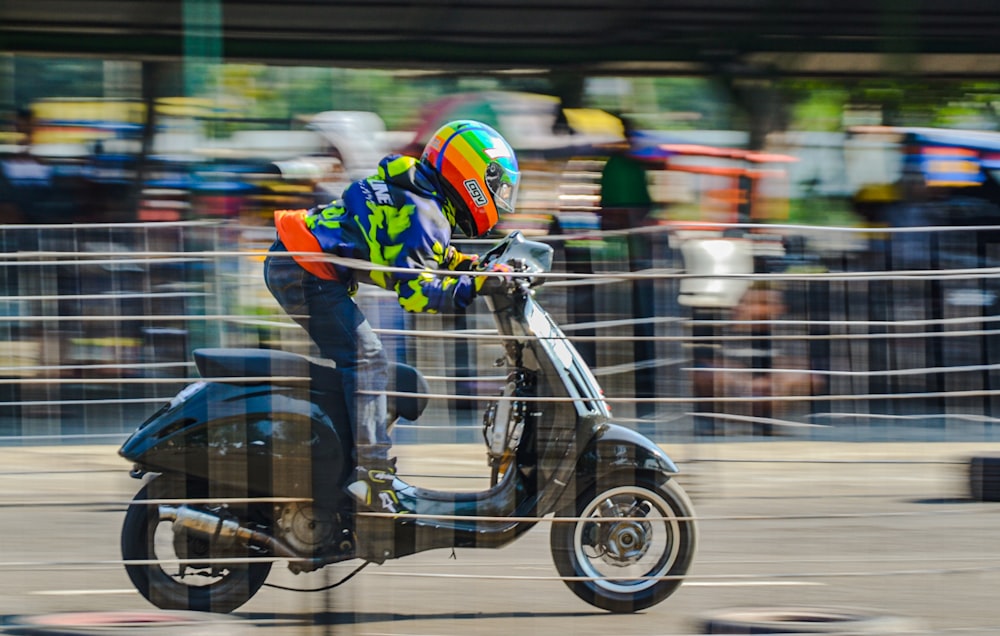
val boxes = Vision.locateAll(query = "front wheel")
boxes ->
[550,472,697,613]
[121,474,273,613]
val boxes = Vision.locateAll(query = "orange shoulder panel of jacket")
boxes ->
[273,209,338,280]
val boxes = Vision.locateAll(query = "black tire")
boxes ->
[550,471,697,613]
[699,606,924,634]
[121,475,273,613]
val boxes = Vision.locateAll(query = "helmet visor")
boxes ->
[485,161,519,215]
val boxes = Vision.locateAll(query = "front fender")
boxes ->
[586,422,679,475]
[546,423,680,515]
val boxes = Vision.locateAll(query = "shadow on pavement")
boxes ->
[239,609,604,627]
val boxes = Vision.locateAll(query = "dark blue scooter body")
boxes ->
[118,232,694,614]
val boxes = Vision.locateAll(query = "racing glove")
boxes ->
[475,263,512,296]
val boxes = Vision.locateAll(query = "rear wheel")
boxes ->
[121,475,273,613]
[550,472,697,613]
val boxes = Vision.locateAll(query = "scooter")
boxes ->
[118,231,697,614]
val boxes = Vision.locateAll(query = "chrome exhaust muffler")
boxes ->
[160,505,299,559]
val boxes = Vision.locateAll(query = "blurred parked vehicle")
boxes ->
[394,92,627,264]
[849,126,1000,237]
[397,91,623,157]
[845,127,1000,323]
[303,111,400,179]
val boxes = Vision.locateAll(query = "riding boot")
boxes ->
[346,457,410,514]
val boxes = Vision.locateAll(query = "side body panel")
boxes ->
[119,382,351,507]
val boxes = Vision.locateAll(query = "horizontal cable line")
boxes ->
[0,468,482,480]
[0,250,242,260]
[640,220,1000,235]
[3,554,995,586]
[392,423,482,431]
[0,433,130,442]
[0,496,310,509]
[0,221,994,253]
[0,255,211,266]
[2,559,999,589]
[0,291,209,302]
[227,318,302,330]
[675,267,1000,282]
[688,361,1000,378]
[540,274,652,289]
[0,383,926,406]
[0,557,289,571]
[371,387,1000,404]
[591,356,686,377]
[0,499,983,526]
[0,468,122,476]
[3,382,997,407]
[372,327,565,342]
[0,218,990,235]
[356,506,981,524]
[370,326,732,343]
[698,554,991,566]
[419,373,505,383]
[2,313,997,338]
[0,361,191,373]
[8,303,999,332]
[557,314,687,332]
[36,558,995,585]
[686,411,827,429]
[11,245,1000,282]
[685,388,1000,403]
[0,323,991,347]
[0,220,219,230]
[690,456,960,466]
[809,411,1000,425]
[0,376,299,386]
[695,313,1000,329]
[0,398,168,407]
[6,254,1000,285]
[684,328,1000,342]
[0,313,273,322]
[366,563,1000,584]
[608,412,691,427]
[398,322,1000,342]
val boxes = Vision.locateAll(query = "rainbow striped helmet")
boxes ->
[420,120,520,238]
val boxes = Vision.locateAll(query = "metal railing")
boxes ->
[1,219,999,444]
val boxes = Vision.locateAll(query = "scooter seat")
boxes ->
[193,348,429,421]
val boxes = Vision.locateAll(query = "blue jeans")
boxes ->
[263,239,390,463]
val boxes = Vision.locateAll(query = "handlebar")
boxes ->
[476,231,554,288]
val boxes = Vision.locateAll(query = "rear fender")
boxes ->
[119,382,350,497]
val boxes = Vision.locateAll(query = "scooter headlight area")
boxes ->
[117,230,697,616]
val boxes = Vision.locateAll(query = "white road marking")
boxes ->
[685,581,825,587]
[31,589,138,596]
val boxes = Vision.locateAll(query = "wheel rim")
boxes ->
[572,484,682,595]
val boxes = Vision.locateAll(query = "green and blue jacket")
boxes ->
[275,154,478,313]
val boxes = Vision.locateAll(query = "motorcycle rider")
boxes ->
[264,120,519,514]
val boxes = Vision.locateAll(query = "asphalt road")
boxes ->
[0,440,998,635]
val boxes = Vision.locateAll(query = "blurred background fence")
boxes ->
[2,218,1000,445]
